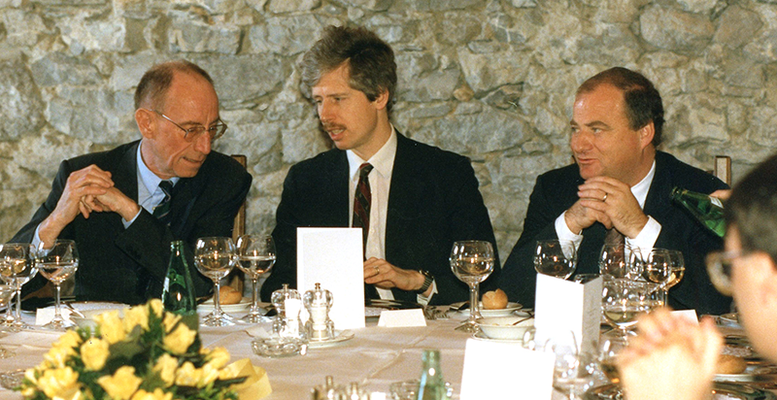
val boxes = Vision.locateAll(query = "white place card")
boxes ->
[376,309,426,327]
[460,339,555,400]
[297,227,366,329]
[534,274,602,355]
[36,307,74,326]
[672,309,699,324]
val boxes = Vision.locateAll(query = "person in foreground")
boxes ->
[11,60,252,305]
[617,152,777,400]
[499,67,730,315]
[262,25,498,305]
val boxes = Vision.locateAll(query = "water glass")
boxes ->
[449,240,495,333]
[534,240,577,279]
[195,237,237,326]
[35,240,79,330]
[235,234,276,323]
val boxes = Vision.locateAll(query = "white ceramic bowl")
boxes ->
[477,316,534,340]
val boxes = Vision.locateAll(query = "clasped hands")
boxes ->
[565,176,648,238]
[363,257,428,295]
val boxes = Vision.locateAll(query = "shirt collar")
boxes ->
[346,126,398,180]
[631,159,656,208]
[137,142,179,192]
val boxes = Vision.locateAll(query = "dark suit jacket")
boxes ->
[499,151,732,315]
[263,132,499,305]
[12,141,252,305]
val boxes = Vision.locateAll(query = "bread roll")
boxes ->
[716,354,747,375]
[219,285,242,305]
[481,289,509,309]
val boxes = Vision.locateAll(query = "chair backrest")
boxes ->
[712,155,732,186]
[230,154,247,241]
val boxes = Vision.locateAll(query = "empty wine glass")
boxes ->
[0,285,16,358]
[0,243,37,331]
[599,244,642,279]
[35,240,79,330]
[449,240,495,333]
[534,240,577,279]
[235,234,276,323]
[602,278,652,338]
[195,237,237,327]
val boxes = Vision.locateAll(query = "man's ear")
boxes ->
[372,88,390,110]
[639,121,655,149]
[135,108,155,139]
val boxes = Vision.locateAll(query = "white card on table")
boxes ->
[534,274,602,355]
[297,227,365,329]
[376,309,426,327]
[672,309,699,324]
[460,339,555,400]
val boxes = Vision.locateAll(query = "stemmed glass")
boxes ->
[35,240,79,330]
[0,285,17,358]
[602,278,652,338]
[598,333,628,384]
[534,239,578,279]
[449,240,495,333]
[599,244,641,279]
[0,243,37,331]
[523,328,596,400]
[235,235,276,323]
[640,248,672,306]
[195,237,237,327]
[665,250,686,290]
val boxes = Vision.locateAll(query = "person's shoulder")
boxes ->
[397,133,469,167]
[64,141,138,170]
[201,151,251,178]
[536,162,580,185]
[288,147,344,174]
[657,151,728,191]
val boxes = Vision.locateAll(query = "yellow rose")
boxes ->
[95,310,126,344]
[97,366,142,400]
[199,363,220,387]
[148,299,164,317]
[152,353,178,387]
[204,347,230,369]
[80,338,109,371]
[44,341,77,368]
[38,367,80,400]
[130,388,173,400]
[123,304,149,332]
[174,362,202,387]
[162,312,181,333]
[56,330,83,349]
[163,323,196,355]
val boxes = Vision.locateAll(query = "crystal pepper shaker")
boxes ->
[271,283,306,340]
[304,282,336,341]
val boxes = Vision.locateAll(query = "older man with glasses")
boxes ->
[11,60,252,305]
[615,153,777,400]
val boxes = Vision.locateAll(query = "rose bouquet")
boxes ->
[16,299,270,400]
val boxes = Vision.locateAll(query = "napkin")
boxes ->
[35,307,74,326]
[223,358,272,400]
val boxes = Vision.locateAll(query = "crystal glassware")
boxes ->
[194,237,237,326]
[235,234,276,323]
[35,240,78,330]
[640,248,672,306]
[449,240,495,333]
[664,249,686,290]
[0,284,17,358]
[534,239,578,279]
[0,243,37,331]
[602,278,652,337]
[599,244,642,279]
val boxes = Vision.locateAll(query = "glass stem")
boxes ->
[13,283,22,323]
[213,281,222,319]
[52,284,62,322]
[468,282,481,325]
[251,278,259,314]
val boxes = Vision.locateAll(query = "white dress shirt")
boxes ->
[555,160,661,253]
[346,128,437,304]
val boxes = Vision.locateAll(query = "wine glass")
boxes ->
[0,243,37,331]
[534,240,577,279]
[599,244,642,279]
[0,284,16,358]
[35,240,79,330]
[664,250,686,290]
[598,332,628,385]
[449,240,495,333]
[195,237,237,327]
[602,278,652,338]
[523,328,596,400]
[235,235,276,323]
[640,248,672,306]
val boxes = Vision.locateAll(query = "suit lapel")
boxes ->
[643,152,673,219]
[113,141,140,202]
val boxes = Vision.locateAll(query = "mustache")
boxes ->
[320,122,346,133]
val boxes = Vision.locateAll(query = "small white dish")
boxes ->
[477,316,534,340]
[197,297,254,313]
[479,302,522,317]
[308,330,355,348]
[471,331,524,344]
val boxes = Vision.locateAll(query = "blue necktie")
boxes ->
[153,180,174,225]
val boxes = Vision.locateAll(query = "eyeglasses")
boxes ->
[148,109,227,142]
[705,250,745,296]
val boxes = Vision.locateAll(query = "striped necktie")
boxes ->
[352,163,378,301]
[153,180,174,225]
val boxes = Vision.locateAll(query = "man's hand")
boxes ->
[363,258,429,295]
[576,176,649,238]
[617,307,722,400]
[89,187,141,222]
[39,165,114,246]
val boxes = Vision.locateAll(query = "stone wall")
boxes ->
[1,0,774,263]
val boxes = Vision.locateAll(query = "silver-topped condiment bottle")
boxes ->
[271,283,306,340]
[304,282,336,341]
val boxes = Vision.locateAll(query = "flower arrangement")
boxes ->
[16,299,270,400]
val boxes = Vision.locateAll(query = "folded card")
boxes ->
[534,274,602,355]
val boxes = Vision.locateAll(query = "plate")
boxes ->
[68,301,129,318]
[197,297,255,313]
[715,365,777,382]
[478,302,523,317]
[585,382,777,399]
[308,330,355,348]
[471,331,523,344]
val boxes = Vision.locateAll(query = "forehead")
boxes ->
[572,84,628,123]
[163,71,219,116]
[311,63,355,96]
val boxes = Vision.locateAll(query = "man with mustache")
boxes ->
[11,60,252,305]
[263,25,498,305]
[499,67,731,315]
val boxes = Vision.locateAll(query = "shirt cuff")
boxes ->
[625,216,662,253]
[32,224,44,250]
[122,208,142,229]
[556,211,584,249]
[417,279,438,306]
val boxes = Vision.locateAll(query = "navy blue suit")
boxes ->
[499,151,732,315]
[263,133,499,305]
[12,141,252,305]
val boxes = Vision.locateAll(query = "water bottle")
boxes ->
[416,349,447,400]
[670,187,725,237]
[161,241,197,315]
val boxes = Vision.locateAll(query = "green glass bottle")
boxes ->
[670,187,725,237]
[161,241,197,315]
[416,349,448,400]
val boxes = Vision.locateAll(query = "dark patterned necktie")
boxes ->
[153,180,174,225]
[604,227,625,264]
[352,163,373,251]
[352,163,377,301]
